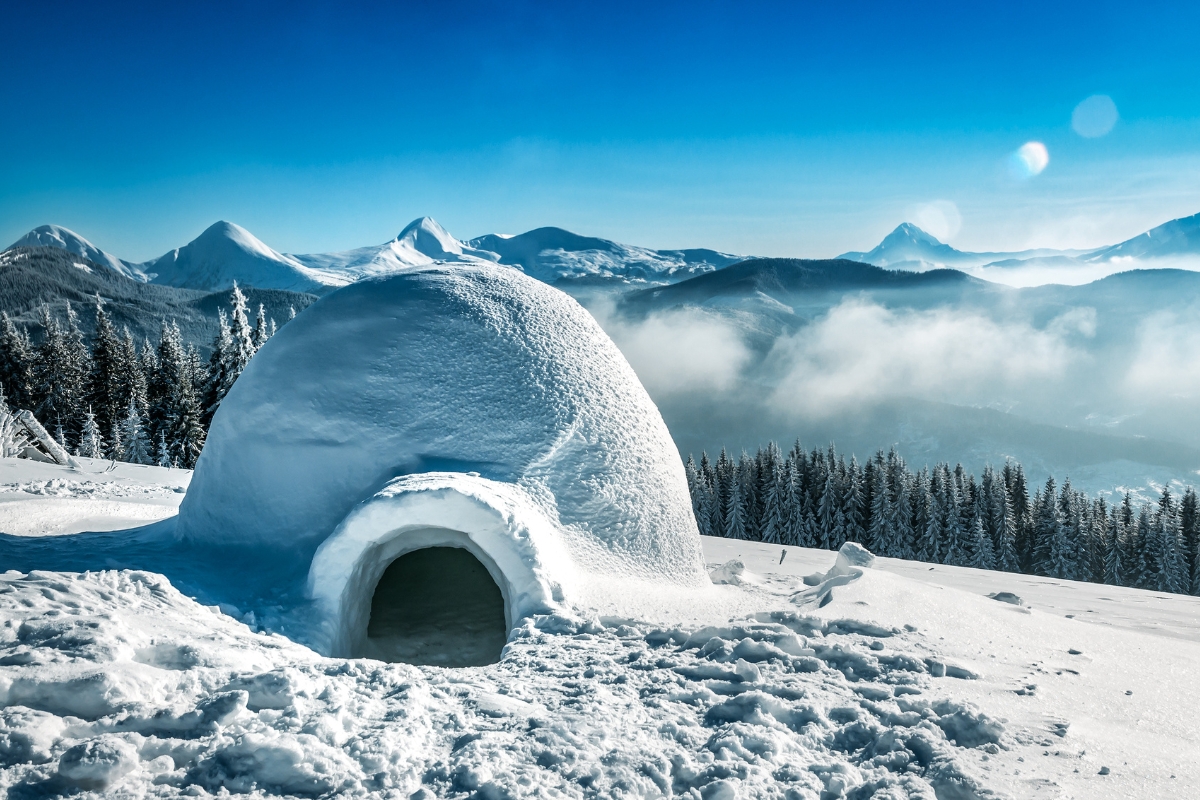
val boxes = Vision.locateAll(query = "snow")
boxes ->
[1,536,1197,796]
[6,224,149,281]
[1,454,1198,797]
[179,263,709,653]
[140,221,330,293]
[0,457,187,537]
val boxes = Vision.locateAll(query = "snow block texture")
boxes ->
[178,263,708,652]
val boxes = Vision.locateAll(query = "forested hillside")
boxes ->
[689,442,1200,596]
[0,246,316,352]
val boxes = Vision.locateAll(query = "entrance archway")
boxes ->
[363,546,507,666]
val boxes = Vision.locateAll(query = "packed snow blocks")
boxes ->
[178,263,709,665]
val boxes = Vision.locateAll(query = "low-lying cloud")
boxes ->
[765,300,1086,418]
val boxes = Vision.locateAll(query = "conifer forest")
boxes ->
[686,443,1200,597]
[0,284,287,469]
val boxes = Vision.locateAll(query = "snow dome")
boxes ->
[177,263,708,663]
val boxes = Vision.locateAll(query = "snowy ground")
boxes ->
[1,457,1198,798]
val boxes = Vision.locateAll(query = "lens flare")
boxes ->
[1010,141,1049,178]
[1072,95,1118,138]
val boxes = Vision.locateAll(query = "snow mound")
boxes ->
[178,263,708,655]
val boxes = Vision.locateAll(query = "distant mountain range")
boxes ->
[7,218,744,294]
[10,209,1200,296]
[8,209,1200,500]
[838,212,1200,284]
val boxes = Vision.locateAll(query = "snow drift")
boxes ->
[177,262,708,660]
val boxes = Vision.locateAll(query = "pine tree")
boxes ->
[155,431,171,468]
[77,406,105,459]
[0,312,35,411]
[87,295,124,440]
[203,309,232,426]
[991,476,1020,572]
[817,470,839,550]
[1181,488,1199,593]
[724,463,748,540]
[968,497,996,570]
[220,283,257,403]
[119,396,152,465]
[1103,507,1123,586]
[253,303,270,349]
[1154,489,1189,594]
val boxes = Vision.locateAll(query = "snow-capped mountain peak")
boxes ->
[143,220,328,293]
[7,224,148,281]
[391,217,500,263]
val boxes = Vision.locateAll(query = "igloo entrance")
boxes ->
[362,546,508,667]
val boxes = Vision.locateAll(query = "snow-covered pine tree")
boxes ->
[148,320,185,446]
[1119,493,1138,586]
[167,363,206,469]
[1103,507,1123,586]
[1154,489,1189,594]
[1087,498,1108,582]
[119,396,152,465]
[0,312,35,412]
[893,469,916,560]
[155,430,171,468]
[253,303,270,349]
[1134,504,1154,589]
[33,305,86,446]
[844,457,866,545]
[203,309,231,426]
[219,284,258,403]
[817,470,838,550]
[77,406,105,459]
[761,464,786,545]
[968,496,996,570]
[724,461,748,541]
[87,295,125,441]
[991,475,1020,572]
[867,455,892,554]
[1030,478,1057,575]
[1180,488,1199,593]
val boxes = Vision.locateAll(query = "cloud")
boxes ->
[764,300,1085,418]
[589,301,752,396]
[1124,309,1200,398]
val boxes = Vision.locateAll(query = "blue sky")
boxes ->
[3,0,1199,260]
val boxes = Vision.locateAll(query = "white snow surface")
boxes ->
[1,459,1198,797]
[6,224,149,281]
[0,458,187,538]
[178,263,708,648]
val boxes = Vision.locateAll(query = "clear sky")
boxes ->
[3,0,1199,260]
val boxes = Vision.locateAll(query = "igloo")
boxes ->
[177,263,709,664]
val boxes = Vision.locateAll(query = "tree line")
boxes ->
[685,443,1200,596]
[0,284,285,468]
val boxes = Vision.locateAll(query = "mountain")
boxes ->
[143,221,331,294]
[468,227,743,285]
[838,223,1092,272]
[622,257,983,313]
[0,246,317,351]
[289,217,499,280]
[1089,211,1200,261]
[7,224,148,281]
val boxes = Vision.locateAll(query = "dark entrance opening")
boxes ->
[365,546,508,667]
